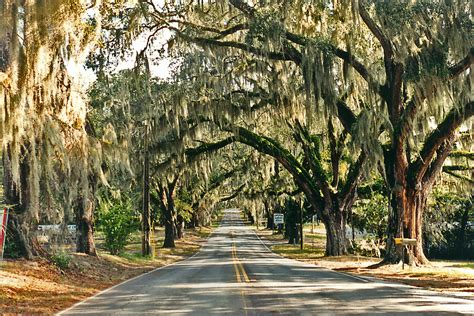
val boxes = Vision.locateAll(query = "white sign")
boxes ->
[37,225,76,233]
[0,208,9,260]
[274,213,284,225]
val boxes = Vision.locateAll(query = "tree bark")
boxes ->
[2,146,35,259]
[321,206,349,256]
[142,124,152,256]
[176,215,184,239]
[161,176,179,248]
[75,197,97,256]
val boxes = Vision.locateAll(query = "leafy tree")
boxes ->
[0,0,103,258]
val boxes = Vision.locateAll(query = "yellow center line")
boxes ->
[231,242,249,316]
[232,242,251,283]
[232,243,242,283]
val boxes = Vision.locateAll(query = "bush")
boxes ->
[352,193,388,241]
[51,250,71,270]
[4,230,22,259]
[98,194,139,255]
[424,191,473,259]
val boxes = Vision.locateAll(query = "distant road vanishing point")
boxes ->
[59,209,474,315]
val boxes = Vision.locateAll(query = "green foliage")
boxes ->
[246,12,284,46]
[50,250,71,270]
[352,193,388,240]
[424,191,473,259]
[97,192,140,255]
[3,231,22,259]
[176,198,194,224]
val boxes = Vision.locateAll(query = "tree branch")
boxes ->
[229,0,257,16]
[359,1,394,75]
[228,125,325,211]
[411,101,474,183]
[185,136,236,157]
[339,151,367,211]
[219,183,246,202]
[336,99,357,133]
[449,150,474,160]
[449,47,474,78]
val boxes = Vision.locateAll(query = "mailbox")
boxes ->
[394,238,417,270]
[394,238,417,245]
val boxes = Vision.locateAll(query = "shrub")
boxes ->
[98,194,139,255]
[51,250,71,270]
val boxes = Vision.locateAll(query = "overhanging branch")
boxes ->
[411,101,474,183]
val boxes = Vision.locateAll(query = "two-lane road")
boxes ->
[60,209,473,315]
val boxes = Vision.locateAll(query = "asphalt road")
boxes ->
[60,209,474,315]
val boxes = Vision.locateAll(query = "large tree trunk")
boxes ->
[2,147,35,259]
[163,197,176,248]
[321,208,349,256]
[161,176,179,248]
[264,200,274,230]
[163,217,175,248]
[75,197,97,256]
[384,138,454,265]
[162,195,176,247]
[287,223,299,245]
[385,186,430,265]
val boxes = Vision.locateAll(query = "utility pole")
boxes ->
[300,201,304,250]
[142,121,152,256]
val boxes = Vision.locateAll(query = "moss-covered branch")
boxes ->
[184,137,236,157]
[449,150,474,160]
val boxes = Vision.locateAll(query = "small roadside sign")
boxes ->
[273,213,284,225]
[0,208,9,260]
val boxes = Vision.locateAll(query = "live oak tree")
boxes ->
[0,0,103,257]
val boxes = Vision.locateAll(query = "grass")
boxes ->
[455,262,474,269]
[272,244,325,260]
[305,233,326,240]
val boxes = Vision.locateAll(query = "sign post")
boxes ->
[0,208,9,260]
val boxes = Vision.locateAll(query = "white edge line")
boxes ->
[252,228,370,283]
[57,227,217,316]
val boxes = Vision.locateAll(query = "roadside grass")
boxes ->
[272,244,325,260]
[453,262,474,269]
[255,228,474,296]
[0,226,212,314]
